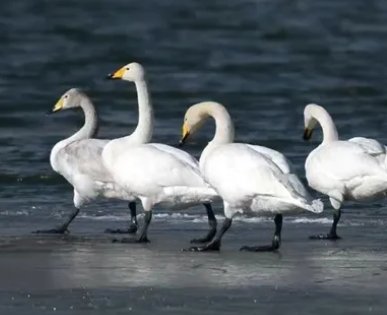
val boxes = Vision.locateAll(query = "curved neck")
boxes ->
[129,79,153,143]
[307,105,338,144]
[51,96,98,168]
[68,96,98,142]
[202,102,235,144]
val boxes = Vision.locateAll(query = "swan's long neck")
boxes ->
[205,102,235,144]
[308,105,338,144]
[197,102,234,169]
[128,79,153,143]
[102,78,154,169]
[68,97,98,142]
[50,96,98,171]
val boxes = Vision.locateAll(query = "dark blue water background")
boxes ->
[1,1,387,314]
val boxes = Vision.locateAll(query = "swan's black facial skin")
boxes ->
[179,132,190,147]
[303,128,313,140]
[106,73,120,80]
[48,106,61,115]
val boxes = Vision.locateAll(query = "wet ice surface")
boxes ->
[0,218,386,315]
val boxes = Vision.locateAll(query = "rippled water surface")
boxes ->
[1,0,387,314]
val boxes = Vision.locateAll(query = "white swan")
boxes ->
[104,62,219,243]
[36,88,138,234]
[303,103,387,239]
[180,101,323,251]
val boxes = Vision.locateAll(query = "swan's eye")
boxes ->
[64,95,68,99]
[126,67,130,71]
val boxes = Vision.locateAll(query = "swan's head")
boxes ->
[107,62,145,82]
[303,103,320,140]
[179,103,210,145]
[50,88,85,113]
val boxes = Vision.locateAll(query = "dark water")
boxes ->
[1,0,387,314]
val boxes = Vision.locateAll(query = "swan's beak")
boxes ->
[303,128,313,140]
[50,98,64,114]
[106,66,125,80]
[179,122,190,146]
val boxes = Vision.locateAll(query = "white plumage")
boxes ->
[303,103,387,239]
[180,101,323,252]
[105,143,218,209]
[37,88,134,234]
[103,62,219,243]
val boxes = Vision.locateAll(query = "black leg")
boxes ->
[190,203,217,244]
[309,209,341,240]
[34,208,80,234]
[184,218,232,252]
[105,202,138,234]
[129,202,138,230]
[113,211,152,244]
[136,210,152,242]
[240,214,283,252]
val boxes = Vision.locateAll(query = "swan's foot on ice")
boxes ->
[33,227,69,234]
[190,227,217,244]
[311,210,342,240]
[309,233,341,240]
[106,202,138,234]
[33,208,79,235]
[105,224,138,234]
[112,236,150,244]
[184,239,221,252]
[241,215,282,252]
[185,218,231,252]
[240,234,281,252]
[240,245,278,252]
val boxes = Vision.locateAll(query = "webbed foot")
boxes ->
[183,240,221,252]
[112,236,150,244]
[105,224,138,234]
[190,229,217,244]
[240,234,281,252]
[33,227,69,234]
[240,245,278,252]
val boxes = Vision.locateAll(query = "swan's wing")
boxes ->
[58,139,112,181]
[204,144,308,201]
[246,144,292,173]
[348,137,386,156]
[245,144,312,198]
[148,143,199,169]
[307,141,387,183]
[112,145,209,193]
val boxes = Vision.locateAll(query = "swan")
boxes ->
[180,101,323,251]
[303,103,387,239]
[36,88,138,234]
[103,62,219,243]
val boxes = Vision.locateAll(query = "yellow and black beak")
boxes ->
[179,122,190,146]
[106,66,125,80]
[49,97,64,114]
[303,127,313,140]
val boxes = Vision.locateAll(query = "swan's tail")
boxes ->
[294,198,324,214]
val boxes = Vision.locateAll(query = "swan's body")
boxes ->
[104,62,219,243]
[246,145,292,173]
[105,142,218,209]
[306,141,387,203]
[36,88,137,234]
[180,101,323,252]
[349,137,387,162]
[202,144,321,217]
[51,139,133,205]
[303,103,387,239]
